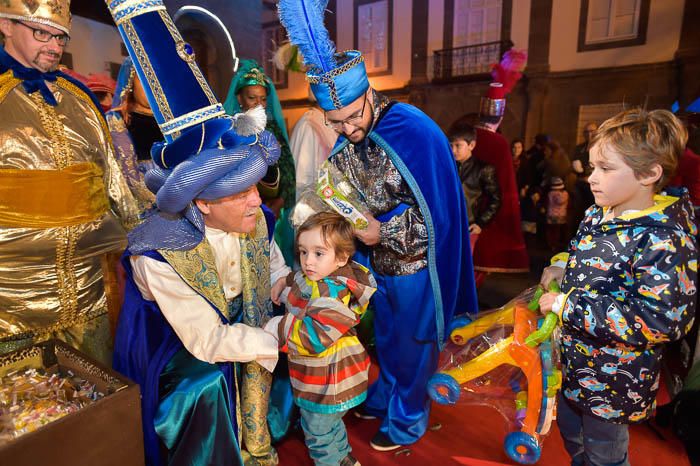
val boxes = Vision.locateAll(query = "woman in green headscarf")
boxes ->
[224,60,296,217]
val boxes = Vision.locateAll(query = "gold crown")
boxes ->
[0,0,72,35]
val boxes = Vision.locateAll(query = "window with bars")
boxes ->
[578,0,650,52]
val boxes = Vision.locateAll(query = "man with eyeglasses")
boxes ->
[0,0,138,365]
[279,0,478,453]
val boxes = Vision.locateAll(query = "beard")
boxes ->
[344,126,368,143]
[32,50,61,72]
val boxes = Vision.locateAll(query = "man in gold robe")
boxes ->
[0,0,138,365]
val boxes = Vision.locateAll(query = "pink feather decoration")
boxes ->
[490,49,528,95]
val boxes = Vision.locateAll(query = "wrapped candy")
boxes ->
[0,367,107,443]
[291,162,368,229]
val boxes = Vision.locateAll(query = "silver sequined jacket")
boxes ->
[328,91,428,276]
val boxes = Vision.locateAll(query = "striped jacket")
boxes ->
[277,261,377,414]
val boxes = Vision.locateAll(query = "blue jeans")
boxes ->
[557,394,630,466]
[299,408,350,466]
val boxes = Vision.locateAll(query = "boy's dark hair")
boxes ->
[447,123,477,144]
[296,211,355,261]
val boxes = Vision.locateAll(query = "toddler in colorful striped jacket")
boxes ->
[267,211,377,466]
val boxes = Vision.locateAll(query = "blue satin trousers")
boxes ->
[363,269,439,445]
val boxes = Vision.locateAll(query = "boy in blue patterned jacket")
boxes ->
[538,108,697,466]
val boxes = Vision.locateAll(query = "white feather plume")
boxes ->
[232,105,267,136]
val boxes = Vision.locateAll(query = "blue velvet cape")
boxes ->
[331,102,478,346]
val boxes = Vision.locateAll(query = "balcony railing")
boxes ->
[432,40,513,81]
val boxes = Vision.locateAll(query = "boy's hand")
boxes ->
[271,277,286,305]
[469,224,482,235]
[355,212,381,246]
[538,292,559,315]
[540,265,565,288]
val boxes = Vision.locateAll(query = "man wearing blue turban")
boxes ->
[279,0,479,453]
[105,2,288,465]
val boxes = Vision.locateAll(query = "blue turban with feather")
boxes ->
[278,0,370,111]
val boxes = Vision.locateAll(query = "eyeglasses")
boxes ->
[324,93,368,130]
[13,21,70,46]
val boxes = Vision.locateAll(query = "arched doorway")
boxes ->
[173,6,239,101]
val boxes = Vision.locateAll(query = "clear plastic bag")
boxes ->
[428,283,562,464]
[290,162,368,229]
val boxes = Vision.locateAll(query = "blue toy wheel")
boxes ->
[427,373,461,405]
[448,315,473,341]
[504,431,541,464]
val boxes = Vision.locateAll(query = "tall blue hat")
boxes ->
[104,0,279,253]
[278,0,369,111]
[104,0,278,200]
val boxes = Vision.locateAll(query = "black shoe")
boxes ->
[353,407,377,420]
[339,454,360,466]
[370,432,401,452]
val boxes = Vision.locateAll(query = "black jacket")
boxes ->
[457,157,501,227]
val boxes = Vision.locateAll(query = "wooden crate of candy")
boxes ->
[0,340,144,466]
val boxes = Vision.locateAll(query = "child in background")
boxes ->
[538,109,697,465]
[267,212,377,466]
[545,177,569,251]
[448,124,501,238]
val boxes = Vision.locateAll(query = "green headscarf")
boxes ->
[224,59,290,145]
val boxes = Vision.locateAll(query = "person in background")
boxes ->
[86,73,116,112]
[511,138,524,173]
[519,133,549,243]
[0,0,138,364]
[290,98,338,198]
[470,69,530,274]
[224,60,297,268]
[106,57,160,212]
[570,122,597,229]
[447,123,501,242]
[545,176,568,251]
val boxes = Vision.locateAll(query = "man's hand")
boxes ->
[264,315,283,337]
[468,224,482,235]
[538,292,559,315]
[540,265,565,288]
[271,277,286,305]
[355,212,381,246]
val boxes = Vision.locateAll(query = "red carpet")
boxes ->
[276,362,689,465]
[277,401,689,465]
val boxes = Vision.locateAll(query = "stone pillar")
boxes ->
[523,0,553,146]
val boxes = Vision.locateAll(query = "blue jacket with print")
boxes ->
[557,190,697,423]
